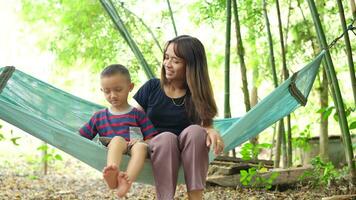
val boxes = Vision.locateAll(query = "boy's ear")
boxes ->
[129,83,134,92]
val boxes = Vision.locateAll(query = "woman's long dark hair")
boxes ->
[161,35,217,127]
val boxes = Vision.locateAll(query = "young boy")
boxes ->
[79,64,157,197]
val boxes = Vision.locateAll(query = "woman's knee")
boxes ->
[149,132,178,150]
[182,125,207,141]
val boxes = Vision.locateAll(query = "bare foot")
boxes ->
[102,164,119,189]
[116,172,132,198]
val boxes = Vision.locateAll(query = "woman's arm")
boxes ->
[204,126,224,156]
[132,100,144,111]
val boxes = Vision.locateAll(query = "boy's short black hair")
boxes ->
[101,64,131,81]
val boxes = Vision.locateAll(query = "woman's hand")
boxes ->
[205,128,224,156]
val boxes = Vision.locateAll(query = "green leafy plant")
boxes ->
[0,124,4,141]
[240,163,279,189]
[37,144,63,163]
[300,156,339,187]
[292,124,311,151]
[239,142,278,189]
[240,142,272,160]
[318,105,356,128]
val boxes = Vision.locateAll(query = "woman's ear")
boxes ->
[129,83,134,92]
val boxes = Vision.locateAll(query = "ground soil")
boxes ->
[0,156,355,200]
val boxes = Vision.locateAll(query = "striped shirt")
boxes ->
[79,107,157,141]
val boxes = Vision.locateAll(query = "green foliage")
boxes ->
[20,0,161,75]
[300,156,340,187]
[37,144,63,163]
[240,142,271,160]
[0,123,23,145]
[189,0,226,25]
[240,163,279,189]
[0,124,4,141]
[317,105,356,129]
[239,142,278,189]
[292,124,311,151]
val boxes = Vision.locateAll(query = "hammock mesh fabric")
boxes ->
[0,51,324,184]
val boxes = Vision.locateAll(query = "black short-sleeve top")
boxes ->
[133,78,192,136]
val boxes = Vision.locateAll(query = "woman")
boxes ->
[134,35,224,200]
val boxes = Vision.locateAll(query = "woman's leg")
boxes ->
[178,125,209,200]
[149,132,180,200]
[103,136,127,189]
[117,142,148,197]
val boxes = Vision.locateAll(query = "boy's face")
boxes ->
[100,73,134,108]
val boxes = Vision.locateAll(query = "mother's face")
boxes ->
[163,43,186,82]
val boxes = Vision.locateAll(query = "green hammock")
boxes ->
[0,51,324,184]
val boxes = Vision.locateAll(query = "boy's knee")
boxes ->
[108,136,127,149]
[132,142,148,152]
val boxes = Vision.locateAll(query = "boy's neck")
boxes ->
[110,103,131,113]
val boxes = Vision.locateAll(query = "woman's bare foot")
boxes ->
[116,172,132,198]
[102,164,119,189]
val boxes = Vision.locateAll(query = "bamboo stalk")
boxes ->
[307,0,356,183]
[350,0,356,19]
[336,0,356,105]
[224,0,231,119]
[232,0,250,112]
[100,0,155,79]
[166,0,178,36]
[120,4,163,53]
[276,0,289,168]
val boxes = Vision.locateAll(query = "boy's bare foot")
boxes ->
[103,165,119,189]
[117,172,132,198]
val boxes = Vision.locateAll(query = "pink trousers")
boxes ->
[148,125,209,200]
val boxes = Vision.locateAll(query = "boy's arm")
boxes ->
[136,110,157,141]
[79,114,98,140]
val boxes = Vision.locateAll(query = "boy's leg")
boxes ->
[117,142,147,197]
[103,136,127,189]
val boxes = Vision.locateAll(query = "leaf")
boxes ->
[10,137,21,146]
[349,121,356,130]
[322,107,334,120]
[55,154,63,161]
[0,133,5,141]
[37,145,48,151]
[259,167,268,173]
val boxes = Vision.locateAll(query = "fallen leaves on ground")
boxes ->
[0,159,355,200]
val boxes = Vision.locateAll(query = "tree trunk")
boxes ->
[42,142,48,175]
[274,120,285,168]
[284,0,293,168]
[232,0,255,147]
[350,0,356,19]
[250,77,259,146]
[319,68,329,162]
[336,0,356,105]
[307,0,356,183]
[232,0,251,113]
[263,0,279,165]
[297,0,330,162]
[274,0,288,168]
[224,0,233,157]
